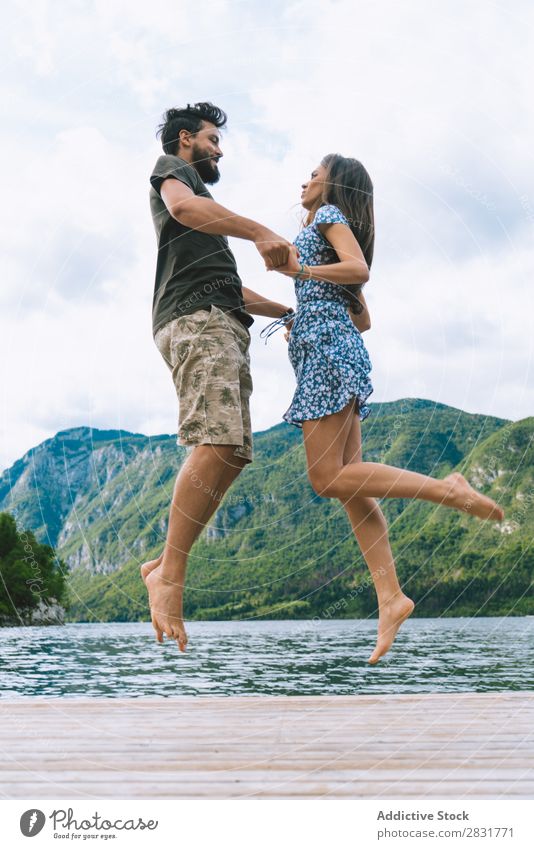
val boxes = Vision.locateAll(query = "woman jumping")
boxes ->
[267,153,504,663]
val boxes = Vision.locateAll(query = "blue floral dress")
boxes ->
[283,204,373,426]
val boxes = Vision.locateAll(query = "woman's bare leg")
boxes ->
[301,402,503,520]
[340,407,414,663]
[140,553,163,583]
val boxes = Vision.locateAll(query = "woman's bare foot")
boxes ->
[368,592,415,664]
[145,564,188,652]
[442,473,504,521]
[140,555,163,585]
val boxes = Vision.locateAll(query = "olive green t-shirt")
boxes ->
[149,154,253,338]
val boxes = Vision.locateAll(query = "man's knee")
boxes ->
[190,444,244,467]
[194,445,247,487]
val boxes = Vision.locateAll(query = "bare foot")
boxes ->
[140,555,163,585]
[145,565,188,652]
[442,473,504,521]
[368,592,415,664]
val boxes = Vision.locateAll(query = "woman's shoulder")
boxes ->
[313,204,350,227]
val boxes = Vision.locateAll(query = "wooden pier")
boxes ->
[0,692,532,799]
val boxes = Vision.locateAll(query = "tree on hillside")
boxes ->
[0,512,68,624]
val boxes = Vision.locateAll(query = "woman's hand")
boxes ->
[267,245,301,276]
[348,290,371,332]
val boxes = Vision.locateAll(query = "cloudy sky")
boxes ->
[1,0,533,470]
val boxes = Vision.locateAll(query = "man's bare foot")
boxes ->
[442,472,504,521]
[145,564,188,652]
[368,592,415,664]
[140,555,163,585]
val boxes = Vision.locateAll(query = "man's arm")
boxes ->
[160,177,290,268]
[241,286,293,319]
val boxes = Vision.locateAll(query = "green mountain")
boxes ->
[0,399,532,623]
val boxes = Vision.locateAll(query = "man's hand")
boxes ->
[254,229,293,269]
[269,245,301,276]
[241,286,294,320]
[284,318,294,342]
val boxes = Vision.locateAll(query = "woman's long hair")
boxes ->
[306,153,375,313]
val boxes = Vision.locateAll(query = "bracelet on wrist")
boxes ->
[295,264,313,280]
[280,307,295,321]
[294,261,306,279]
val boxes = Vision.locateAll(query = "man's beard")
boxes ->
[192,145,220,184]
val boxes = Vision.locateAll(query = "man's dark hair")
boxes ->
[156,102,228,155]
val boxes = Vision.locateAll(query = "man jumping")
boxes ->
[141,102,295,650]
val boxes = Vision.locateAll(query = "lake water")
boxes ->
[0,618,532,698]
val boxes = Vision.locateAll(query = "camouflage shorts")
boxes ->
[154,305,253,462]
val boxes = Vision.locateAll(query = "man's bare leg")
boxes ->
[140,455,242,584]
[145,445,246,650]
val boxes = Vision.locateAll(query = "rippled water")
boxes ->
[0,618,532,698]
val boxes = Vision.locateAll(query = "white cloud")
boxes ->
[11,0,57,76]
[1,0,533,471]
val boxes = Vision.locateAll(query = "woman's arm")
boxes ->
[272,222,369,285]
[348,289,371,332]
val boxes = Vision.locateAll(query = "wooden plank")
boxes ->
[3,750,532,762]
[2,764,533,779]
[2,780,533,799]
[0,693,532,799]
